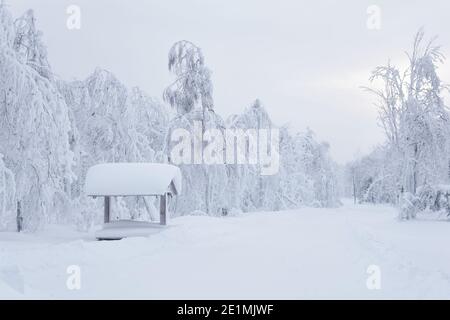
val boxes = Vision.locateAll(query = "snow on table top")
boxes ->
[85,163,182,196]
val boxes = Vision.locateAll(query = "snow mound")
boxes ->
[2,201,450,299]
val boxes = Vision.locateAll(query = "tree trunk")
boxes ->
[412,143,418,194]
[16,201,22,232]
[202,108,210,214]
[352,174,357,204]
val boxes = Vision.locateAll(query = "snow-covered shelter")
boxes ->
[85,163,182,240]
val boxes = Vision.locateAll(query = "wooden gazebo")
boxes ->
[85,163,182,240]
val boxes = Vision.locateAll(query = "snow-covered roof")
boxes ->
[85,163,182,196]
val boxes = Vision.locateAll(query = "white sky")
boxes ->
[6,0,450,163]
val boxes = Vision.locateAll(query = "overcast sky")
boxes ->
[7,0,450,163]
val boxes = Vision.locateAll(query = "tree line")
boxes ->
[0,7,339,231]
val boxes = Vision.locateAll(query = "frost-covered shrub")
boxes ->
[399,185,450,220]
[72,197,99,232]
[416,184,450,215]
[399,192,419,220]
[416,184,436,211]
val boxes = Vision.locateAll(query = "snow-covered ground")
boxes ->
[0,200,449,299]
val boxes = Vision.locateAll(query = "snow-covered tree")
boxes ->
[0,5,75,230]
[226,101,339,211]
[163,41,228,215]
[163,40,213,115]
[276,128,315,208]
[345,146,400,204]
[226,99,275,210]
[59,68,170,226]
[357,29,450,216]
[0,5,341,231]
[367,30,449,194]
[13,9,52,79]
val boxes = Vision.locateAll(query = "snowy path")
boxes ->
[1,200,449,299]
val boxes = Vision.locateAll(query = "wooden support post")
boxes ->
[104,196,111,223]
[160,193,167,226]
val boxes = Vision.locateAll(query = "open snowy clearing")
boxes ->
[0,200,449,299]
